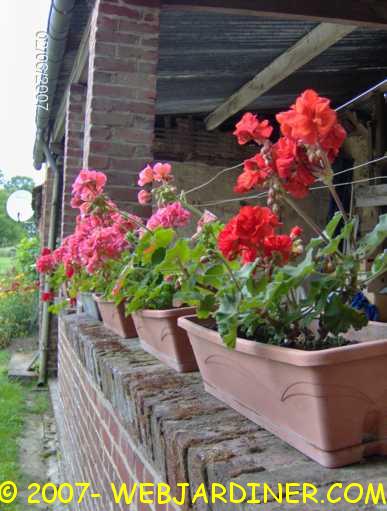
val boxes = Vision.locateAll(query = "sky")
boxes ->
[0,0,51,186]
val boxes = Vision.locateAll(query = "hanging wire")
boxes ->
[184,154,387,202]
[310,174,387,192]
[192,175,387,208]
[185,162,244,195]
[331,154,387,178]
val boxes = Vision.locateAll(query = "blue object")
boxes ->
[351,291,380,321]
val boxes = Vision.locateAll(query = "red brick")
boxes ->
[95,41,116,57]
[99,3,142,19]
[113,127,153,144]
[93,84,138,100]
[118,19,159,34]
[96,15,119,32]
[94,56,137,73]
[97,30,140,46]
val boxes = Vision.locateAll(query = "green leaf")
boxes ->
[325,212,343,238]
[358,214,387,255]
[152,247,166,265]
[322,294,368,334]
[320,218,355,256]
[197,294,216,318]
[153,228,175,247]
[306,236,324,251]
[215,291,241,349]
[372,251,387,274]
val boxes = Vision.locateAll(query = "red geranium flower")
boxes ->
[263,234,293,264]
[272,137,315,198]
[276,89,338,145]
[290,226,303,239]
[234,154,272,194]
[218,206,280,263]
[320,122,347,161]
[234,113,273,145]
[42,291,55,302]
[282,165,316,199]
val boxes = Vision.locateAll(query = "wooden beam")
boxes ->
[205,23,356,130]
[161,0,387,29]
[51,17,91,143]
[356,184,387,208]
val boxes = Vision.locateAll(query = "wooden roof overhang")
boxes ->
[48,0,387,144]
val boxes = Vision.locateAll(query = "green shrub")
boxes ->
[0,288,39,348]
[0,237,40,347]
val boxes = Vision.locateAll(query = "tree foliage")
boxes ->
[0,173,35,247]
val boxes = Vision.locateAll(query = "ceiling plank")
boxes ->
[205,23,356,130]
[161,0,387,29]
[356,184,387,208]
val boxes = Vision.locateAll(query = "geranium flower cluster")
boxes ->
[137,162,172,204]
[137,162,192,231]
[71,169,107,212]
[234,89,346,199]
[36,170,142,301]
[218,205,302,265]
[146,202,191,230]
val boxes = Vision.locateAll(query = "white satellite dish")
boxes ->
[6,190,34,222]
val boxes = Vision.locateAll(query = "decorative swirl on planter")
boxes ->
[281,381,376,405]
[160,327,175,344]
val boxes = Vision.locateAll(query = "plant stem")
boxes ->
[326,182,348,224]
[217,253,242,292]
[282,195,330,244]
[180,196,204,218]
[177,259,216,294]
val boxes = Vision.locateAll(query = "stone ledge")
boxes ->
[59,313,386,510]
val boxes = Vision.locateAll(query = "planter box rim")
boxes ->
[93,294,119,305]
[178,315,387,367]
[136,306,196,319]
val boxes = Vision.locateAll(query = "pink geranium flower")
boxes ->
[146,202,191,230]
[153,163,172,182]
[138,189,152,205]
[194,210,218,238]
[138,165,154,186]
[72,169,106,204]
[36,251,56,274]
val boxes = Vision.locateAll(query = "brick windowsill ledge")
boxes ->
[57,313,386,511]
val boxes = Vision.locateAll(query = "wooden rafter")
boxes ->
[162,0,387,29]
[205,23,356,130]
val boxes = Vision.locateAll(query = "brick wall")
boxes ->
[56,313,382,511]
[57,314,180,511]
[82,0,160,220]
[62,84,86,238]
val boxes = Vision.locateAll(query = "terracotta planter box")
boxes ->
[178,316,387,468]
[94,296,137,338]
[78,292,101,321]
[132,308,197,372]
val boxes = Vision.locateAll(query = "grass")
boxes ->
[0,350,49,510]
[0,351,25,510]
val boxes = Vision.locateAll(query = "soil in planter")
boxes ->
[207,321,357,351]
